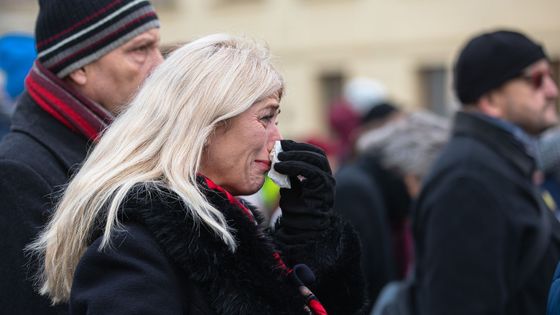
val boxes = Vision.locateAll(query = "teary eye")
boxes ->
[260,114,274,122]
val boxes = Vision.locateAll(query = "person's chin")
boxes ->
[251,176,267,192]
[235,178,265,196]
[544,114,559,129]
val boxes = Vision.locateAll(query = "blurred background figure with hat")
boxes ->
[331,76,412,311]
[344,77,389,118]
[328,77,402,165]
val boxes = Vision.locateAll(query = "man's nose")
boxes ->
[544,74,559,100]
[152,49,164,67]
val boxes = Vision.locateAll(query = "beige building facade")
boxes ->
[2,0,560,138]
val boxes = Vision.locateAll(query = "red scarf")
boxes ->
[25,61,113,141]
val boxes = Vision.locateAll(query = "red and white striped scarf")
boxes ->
[25,61,114,141]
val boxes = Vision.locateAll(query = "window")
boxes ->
[418,66,456,116]
[319,71,345,108]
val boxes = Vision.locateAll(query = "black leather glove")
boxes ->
[273,140,335,238]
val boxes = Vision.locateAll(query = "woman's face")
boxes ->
[200,95,282,195]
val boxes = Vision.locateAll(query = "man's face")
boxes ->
[497,59,559,135]
[80,28,163,114]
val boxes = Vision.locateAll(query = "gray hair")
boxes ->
[356,111,450,179]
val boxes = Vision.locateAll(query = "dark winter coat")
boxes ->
[334,154,397,309]
[413,111,560,315]
[0,93,89,314]
[70,182,366,314]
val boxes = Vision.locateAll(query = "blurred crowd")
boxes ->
[2,0,560,315]
[243,31,560,315]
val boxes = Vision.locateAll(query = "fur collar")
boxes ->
[120,178,311,314]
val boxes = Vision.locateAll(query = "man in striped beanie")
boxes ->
[0,0,163,313]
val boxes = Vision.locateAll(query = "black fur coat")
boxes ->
[70,178,366,314]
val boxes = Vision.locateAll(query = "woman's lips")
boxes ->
[255,160,271,172]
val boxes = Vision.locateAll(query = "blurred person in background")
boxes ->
[328,97,360,163]
[305,135,341,173]
[332,86,404,309]
[345,77,389,122]
[328,77,399,164]
[0,33,36,138]
[414,29,560,315]
[357,110,449,270]
[365,111,450,315]
[356,111,450,199]
[0,0,163,313]
[345,82,407,264]
[30,34,366,315]
[331,80,408,289]
[538,126,560,219]
[335,109,449,312]
[544,125,560,315]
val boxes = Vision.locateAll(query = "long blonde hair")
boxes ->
[29,33,284,304]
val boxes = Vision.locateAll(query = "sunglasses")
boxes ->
[518,70,553,90]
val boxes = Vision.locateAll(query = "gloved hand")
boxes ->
[273,140,335,239]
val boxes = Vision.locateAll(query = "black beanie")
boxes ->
[453,30,547,104]
[361,102,398,125]
[35,0,160,78]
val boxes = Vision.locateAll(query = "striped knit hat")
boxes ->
[35,0,160,78]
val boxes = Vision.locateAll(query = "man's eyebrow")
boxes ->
[126,34,159,47]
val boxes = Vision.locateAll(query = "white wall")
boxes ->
[2,0,560,137]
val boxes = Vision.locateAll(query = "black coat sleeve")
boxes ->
[0,160,66,315]
[416,176,510,315]
[272,215,367,315]
[70,223,186,315]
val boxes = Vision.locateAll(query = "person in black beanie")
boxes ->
[0,0,163,314]
[413,29,560,315]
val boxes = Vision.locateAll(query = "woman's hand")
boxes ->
[273,140,335,236]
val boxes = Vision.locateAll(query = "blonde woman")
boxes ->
[30,34,365,314]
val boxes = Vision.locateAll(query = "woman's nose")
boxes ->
[272,124,282,141]
[267,125,283,151]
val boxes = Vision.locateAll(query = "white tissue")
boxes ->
[267,141,291,189]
